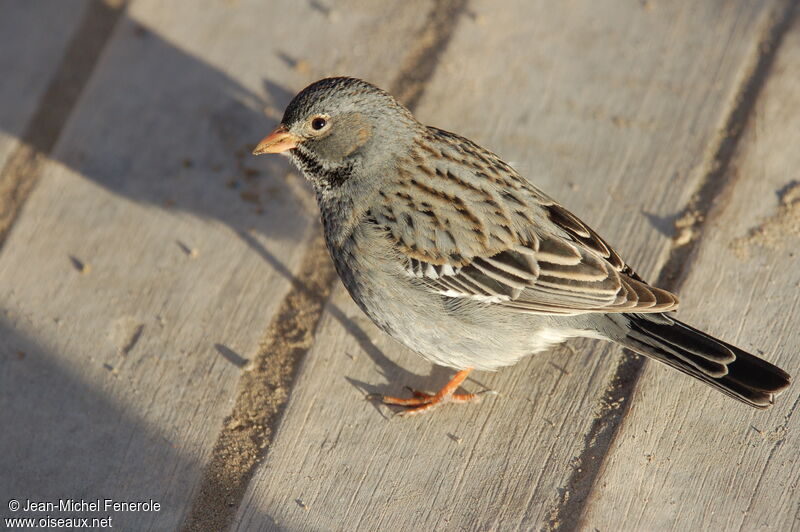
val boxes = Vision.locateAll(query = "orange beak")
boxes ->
[252,124,303,155]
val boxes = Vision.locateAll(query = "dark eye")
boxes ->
[311,117,327,130]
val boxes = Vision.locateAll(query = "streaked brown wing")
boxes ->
[373,125,678,315]
[414,234,677,315]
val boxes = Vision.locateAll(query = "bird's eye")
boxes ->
[311,117,327,130]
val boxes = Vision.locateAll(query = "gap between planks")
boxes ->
[547,1,800,530]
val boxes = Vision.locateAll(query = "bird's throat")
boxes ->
[290,145,354,191]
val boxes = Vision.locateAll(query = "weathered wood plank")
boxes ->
[582,13,800,531]
[0,1,431,530]
[235,1,781,530]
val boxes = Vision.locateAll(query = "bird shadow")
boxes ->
[2,2,317,255]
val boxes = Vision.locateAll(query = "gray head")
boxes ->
[253,77,419,191]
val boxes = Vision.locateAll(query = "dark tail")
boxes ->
[621,313,791,409]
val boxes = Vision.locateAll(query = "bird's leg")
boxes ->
[371,368,480,415]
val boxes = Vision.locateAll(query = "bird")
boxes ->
[253,76,791,416]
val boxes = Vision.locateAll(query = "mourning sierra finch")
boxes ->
[253,77,791,415]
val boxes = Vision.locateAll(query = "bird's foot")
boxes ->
[367,368,490,416]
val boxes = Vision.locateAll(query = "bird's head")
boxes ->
[253,77,418,191]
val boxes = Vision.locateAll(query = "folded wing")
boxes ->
[371,126,679,316]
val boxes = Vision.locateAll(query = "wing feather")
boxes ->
[371,126,679,316]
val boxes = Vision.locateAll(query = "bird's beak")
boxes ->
[252,124,303,155]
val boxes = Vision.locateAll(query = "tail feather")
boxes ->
[622,313,791,409]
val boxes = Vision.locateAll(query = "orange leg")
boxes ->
[370,369,482,416]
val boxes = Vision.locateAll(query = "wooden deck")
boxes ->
[1,1,798,530]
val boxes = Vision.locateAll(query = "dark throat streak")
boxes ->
[291,144,354,190]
